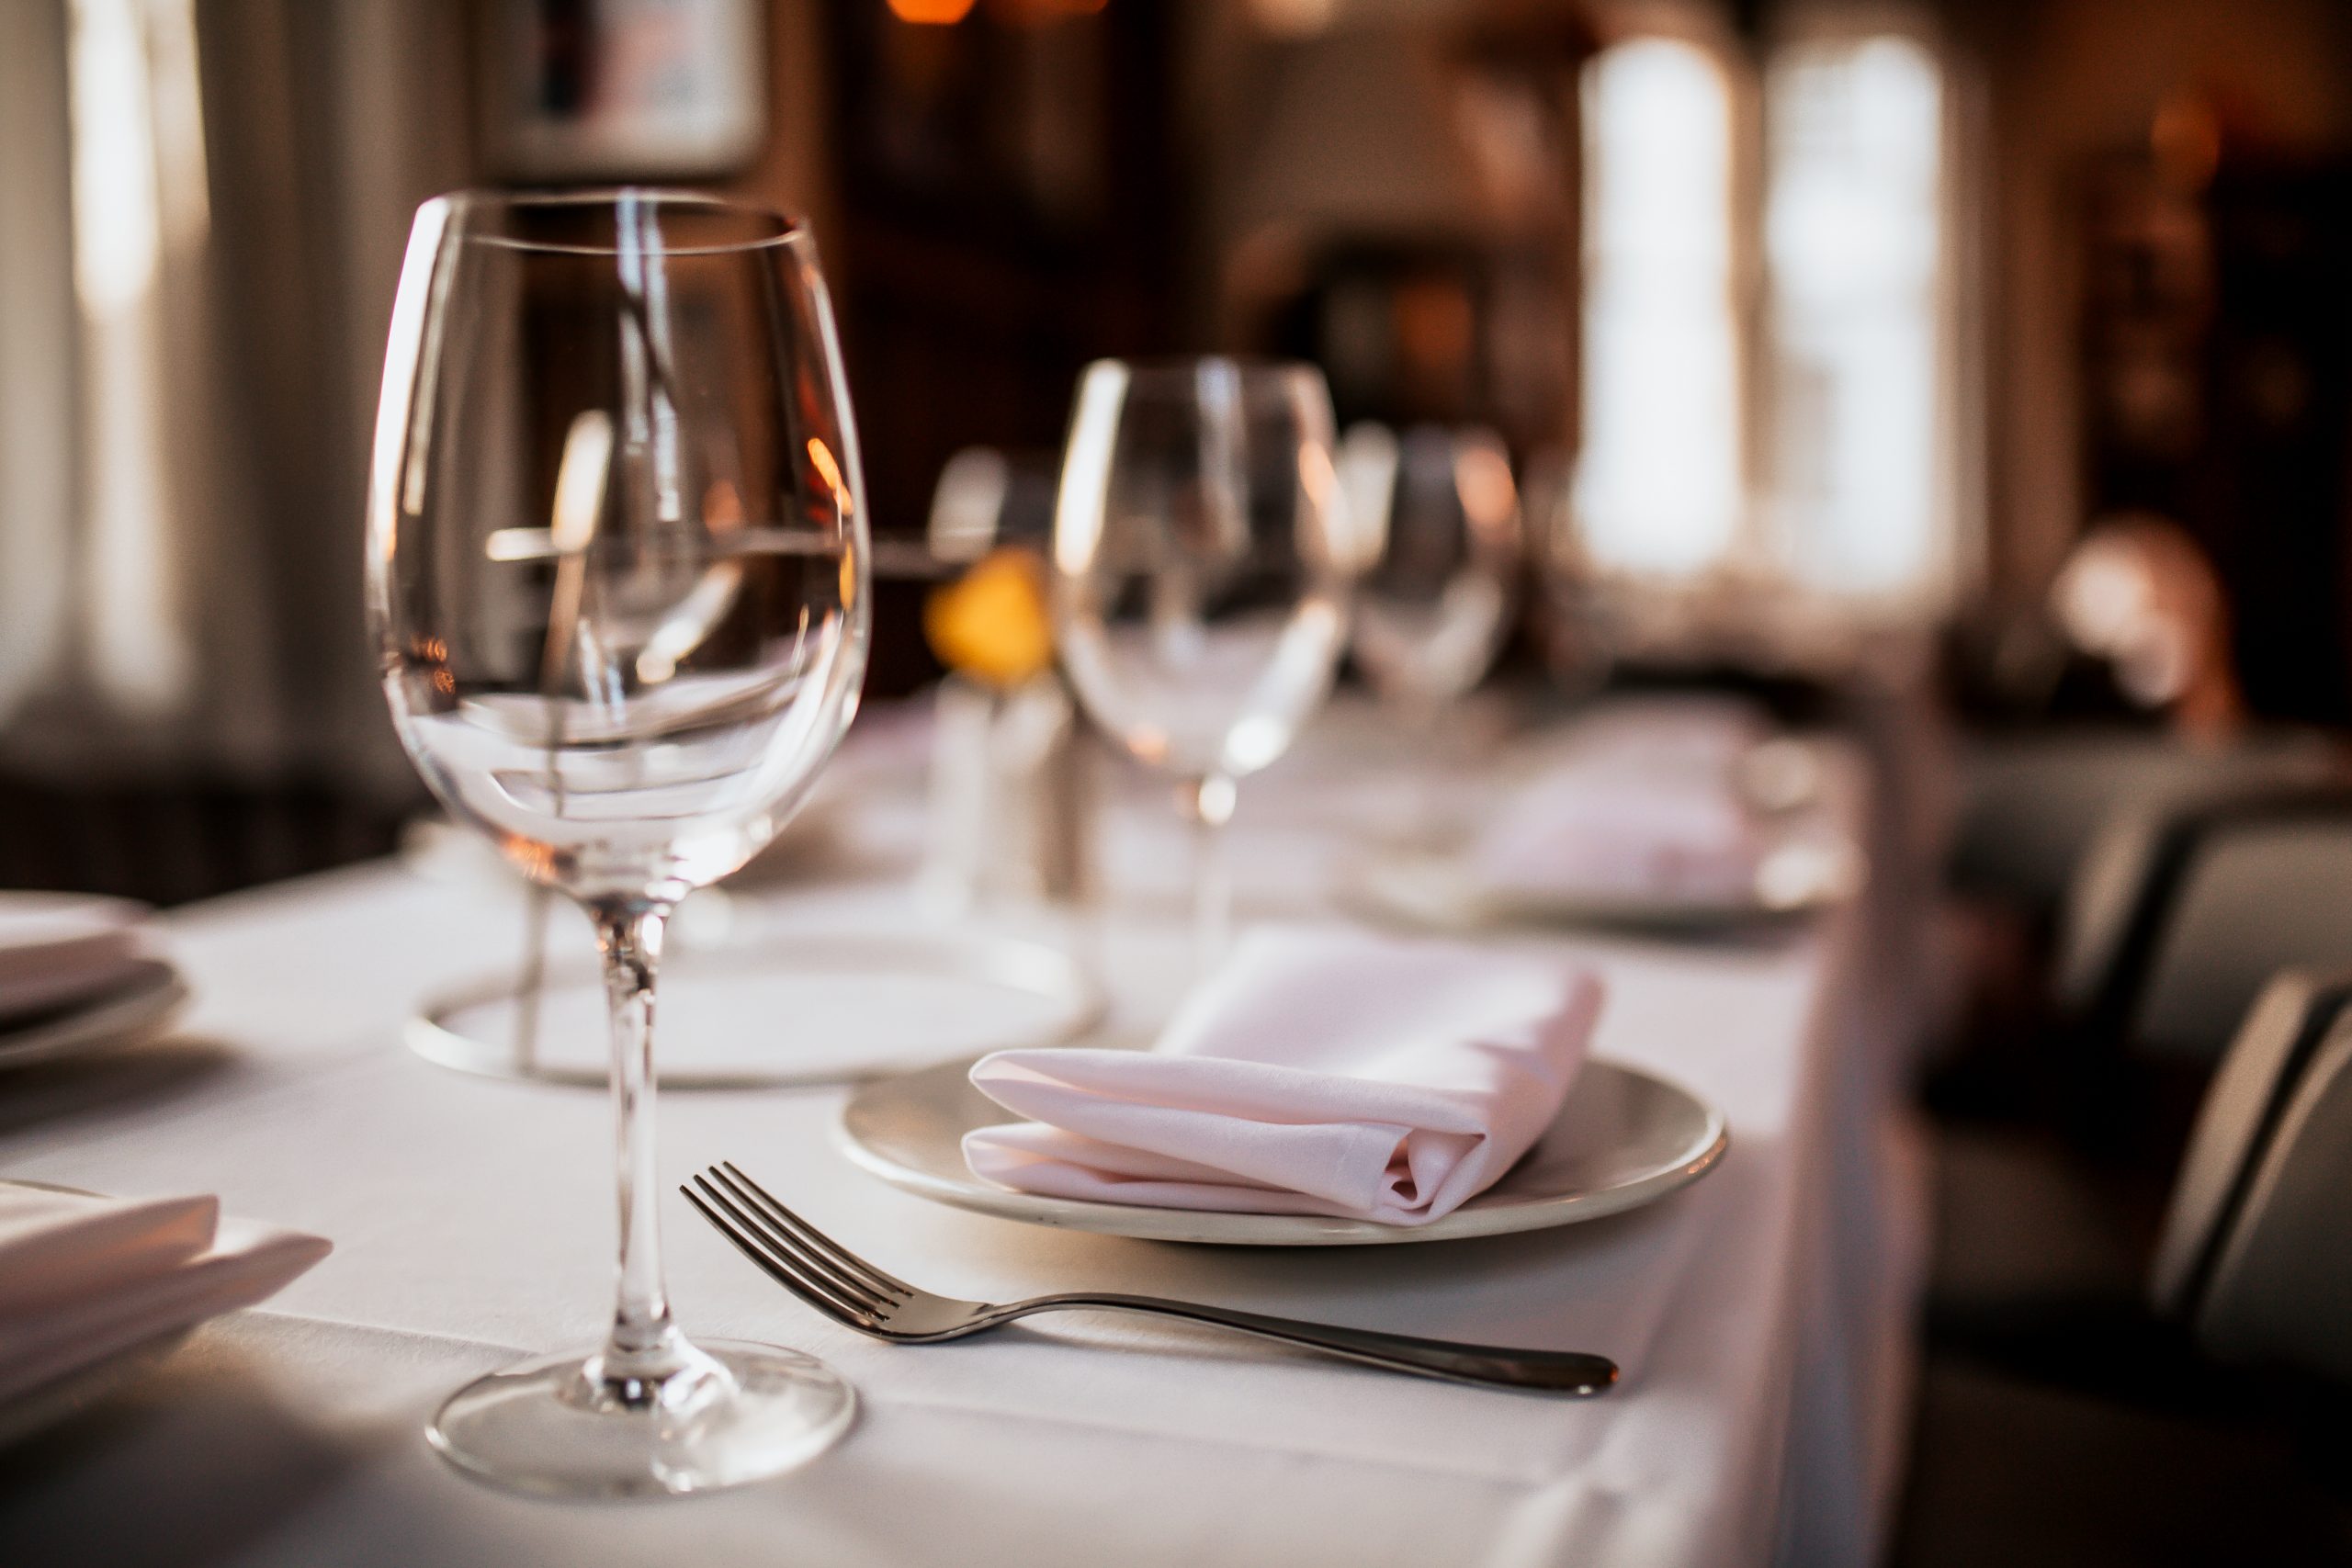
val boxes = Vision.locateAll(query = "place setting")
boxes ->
[0,895,190,1075]
[327,196,1778,1500]
[21,4,2351,1559]
[1337,697,1866,937]
[0,186,1812,1513]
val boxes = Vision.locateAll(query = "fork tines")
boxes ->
[682,1162,910,1334]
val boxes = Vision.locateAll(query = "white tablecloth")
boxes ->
[0,705,1928,1568]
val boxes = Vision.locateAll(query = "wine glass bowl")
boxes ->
[367,189,867,1497]
[1343,423,1526,714]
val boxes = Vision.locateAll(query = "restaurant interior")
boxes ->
[6,0,2352,1563]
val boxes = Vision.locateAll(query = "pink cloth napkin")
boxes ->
[963,929,1605,1225]
[1467,700,1774,905]
[0,1184,331,1404]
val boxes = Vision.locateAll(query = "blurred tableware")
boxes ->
[840,1054,1723,1246]
[1520,446,1614,694]
[0,960,190,1072]
[1344,832,1860,937]
[963,929,1602,1224]
[921,536,1094,918]
[1051,357,1362,973]
[1342,422,1525,717]
[684,1162,1617,1393]
[921,672,1094,918]
[0,1181,329,1436]
[0,894,152,1021]
[1339,702,1860,935]
[409,930,1105,1089]
[367,189,866,1496]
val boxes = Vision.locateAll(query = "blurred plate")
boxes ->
[409,931,1106,1089]
[1337,831,1862,938]
[0,894,153,1017]
[837,1055,1728,1247]
[0,961,191,1072]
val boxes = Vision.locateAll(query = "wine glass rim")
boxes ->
[432,187,808,257]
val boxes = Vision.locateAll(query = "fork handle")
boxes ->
[1012,1293,1618,1394]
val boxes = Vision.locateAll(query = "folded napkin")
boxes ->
[964,929,1605,1225]
[1466,701,1776,906]
[0,1184,330,1404]
[0,895,153,1021]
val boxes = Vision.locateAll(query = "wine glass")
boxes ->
[366,190,868,1498]
[1051,358,1360,972]
[1340,422,1525,839]
[1344,422,1525,712]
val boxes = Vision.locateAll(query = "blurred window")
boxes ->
[1576,22,1964,606]
[1575,36,1743,578]
[1762,31,1954,602]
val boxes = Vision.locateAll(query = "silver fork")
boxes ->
[682,1162,1617,1395]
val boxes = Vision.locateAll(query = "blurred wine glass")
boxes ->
[367,189,867,1498]
[1051,358,1360,972]
[1344,421,1524,705]
[1521,446,1615,696]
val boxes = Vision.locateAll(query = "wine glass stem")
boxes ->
[589,898,685,1396]
[1180,775,1237,979]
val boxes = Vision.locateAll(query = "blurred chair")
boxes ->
[1901,971,2352,1565]
[1949,728,2340,914]
[2053,780,2352,1051]
[2130,812,2352,1063]
[2153,971,2352,1387]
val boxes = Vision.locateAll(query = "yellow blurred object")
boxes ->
[925,546,1055,687]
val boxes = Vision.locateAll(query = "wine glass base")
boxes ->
[426,1339,854,1499]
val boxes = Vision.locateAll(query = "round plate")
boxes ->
[409,931,1106,1089]
[836,1055,1729,1246]
[1339,832,1861,937]
[0,961,191,1072]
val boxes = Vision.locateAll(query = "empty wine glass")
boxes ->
[367,190,868,1497]
[1343,422,1524,715]
[1052,358,1360,972]
[1341,423,1525,840]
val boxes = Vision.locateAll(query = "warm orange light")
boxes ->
[888,0,978,23]
[986,0,1104,20]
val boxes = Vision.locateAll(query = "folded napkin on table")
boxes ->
[964,929,1605,1225]
[0,895,154,1022]
[1466,699,1776,905]
[0,1184,331,1404]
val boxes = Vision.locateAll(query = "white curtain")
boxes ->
[0,0,472,792]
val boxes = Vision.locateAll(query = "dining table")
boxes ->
[0,694,1932,1568]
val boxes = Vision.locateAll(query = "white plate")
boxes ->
[411,931,1105,1089]
[0,960,189,1071]
[0,893,152,1016]
[1339,832,1861,937]
[837,1055,1729,1246]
